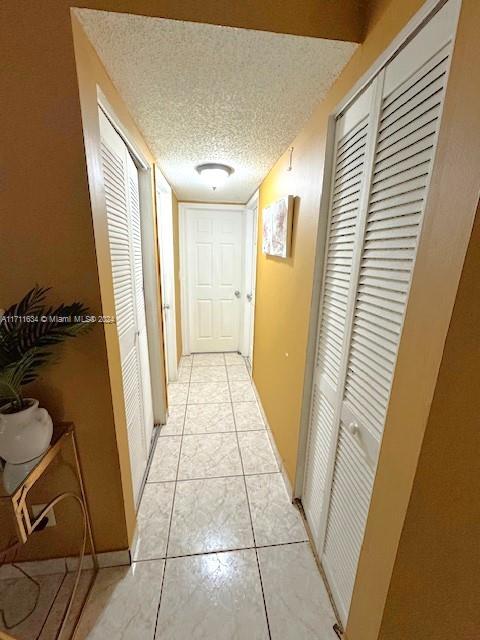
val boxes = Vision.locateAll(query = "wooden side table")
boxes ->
[0,423,98,639]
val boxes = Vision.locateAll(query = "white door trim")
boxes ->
[179,202,246,354]
[295,0,461,497]
[241,190,259,363]
[97,88,166,428]
[155,167,178,382]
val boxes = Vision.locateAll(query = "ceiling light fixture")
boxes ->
[196,163,234,191]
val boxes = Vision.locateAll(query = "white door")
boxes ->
[99,109,154,505]
[155,167,178,382]
[303,0,460,626]
[242,203,258,365]
[184,206,243,353]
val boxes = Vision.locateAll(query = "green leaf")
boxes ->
[0,348,52,408]
[0,286,92,402]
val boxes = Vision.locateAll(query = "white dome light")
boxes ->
[196,163,234,190]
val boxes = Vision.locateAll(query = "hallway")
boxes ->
[77,353,338,639]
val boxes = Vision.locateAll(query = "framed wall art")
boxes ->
[262,195,294,258]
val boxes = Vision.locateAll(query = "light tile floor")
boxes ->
[76,353,339,640]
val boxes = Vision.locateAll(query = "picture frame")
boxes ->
[262,195,294,258]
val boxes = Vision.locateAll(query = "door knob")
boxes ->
[246,293,253,302]
[347,421,359,437]
[163,304,170,310]
[234,290,241,298]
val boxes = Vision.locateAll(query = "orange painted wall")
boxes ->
[0,3,129,555]
[72,0,365,42]
[377,199,480,640]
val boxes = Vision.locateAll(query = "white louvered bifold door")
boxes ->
[320,0,460,626]
[99,110,149,506]
[302,84,377,544]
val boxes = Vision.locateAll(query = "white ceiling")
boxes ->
[77,10,357,203]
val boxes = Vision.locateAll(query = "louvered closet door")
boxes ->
[321,0,460,626]
[99,110,148,506]
[302,84,376,544]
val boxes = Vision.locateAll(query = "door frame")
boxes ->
[155,166,178,382]
[294,0,460,500]
[241,190,259,364]
[97,88,167,429]
[179,202,246,354]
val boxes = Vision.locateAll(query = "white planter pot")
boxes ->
[0,399,53,464]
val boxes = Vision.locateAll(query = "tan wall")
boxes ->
[377,201,480,640]
[253,0,425,486]
[73,0,364,42]
[0,3,129,556]
[0,3,172,557]
[171,192,183,362]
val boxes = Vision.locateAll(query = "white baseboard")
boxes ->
[251,379,294,499]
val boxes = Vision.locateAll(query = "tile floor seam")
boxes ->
[153,365,191,639]
[183,427,266,436]
[185,401,234,405]
[132,540,312,564]
[226,359,273,640]
[146,470,280,485]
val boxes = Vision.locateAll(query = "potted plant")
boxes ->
[0,286,90,464]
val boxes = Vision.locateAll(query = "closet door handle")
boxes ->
[347,421,359,437]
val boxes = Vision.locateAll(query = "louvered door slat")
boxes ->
[381,49,449,113]
[122,346,147,497]
[334,158,365,184]
[334,169,364,193]
[129,173,144,323]
[380,91,443,142]
[302,388,337,542]
[101,141,135,340]
[323,423,375,622]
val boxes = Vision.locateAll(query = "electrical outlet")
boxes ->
[31,504,57,528]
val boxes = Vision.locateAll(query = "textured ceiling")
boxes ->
[77,10,357,203]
